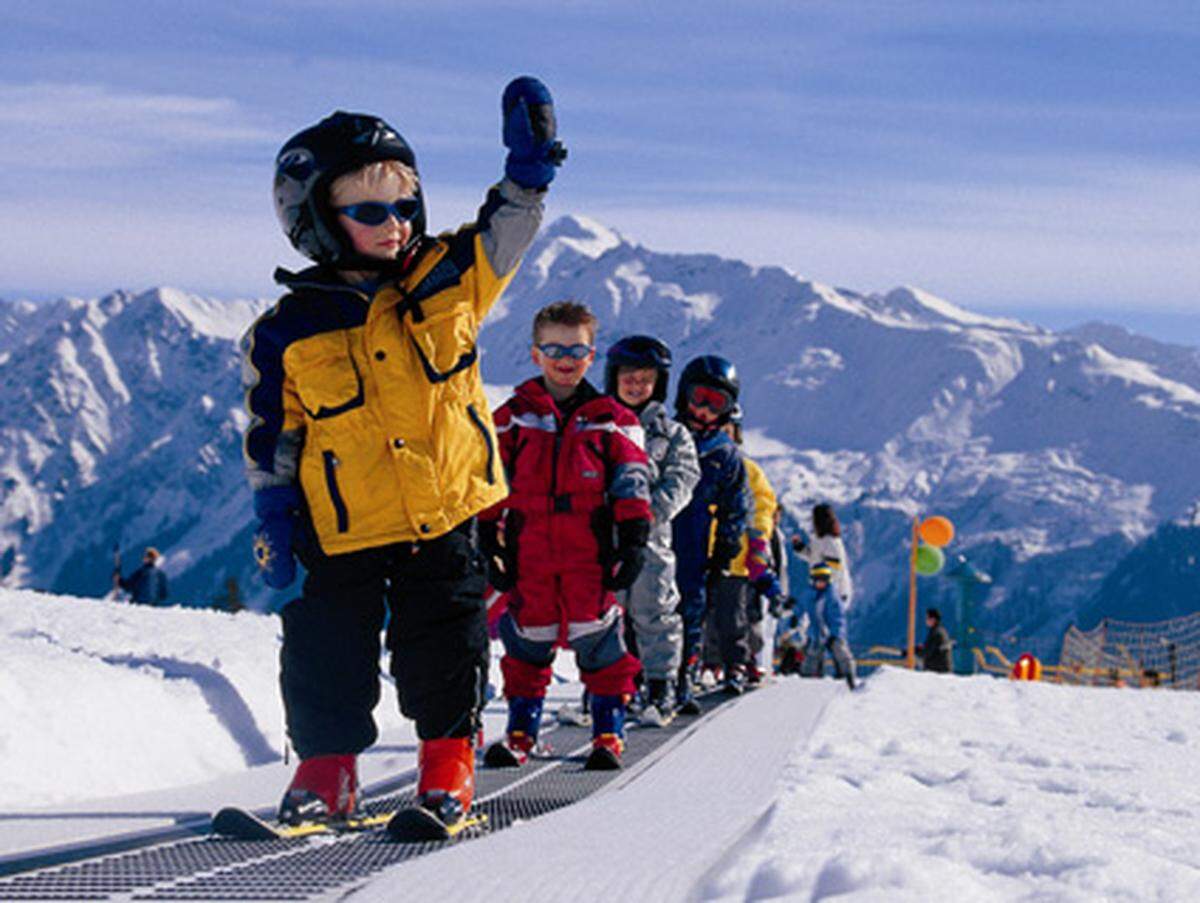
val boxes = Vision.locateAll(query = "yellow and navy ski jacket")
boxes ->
[242,179,544,555]
[710,454,777,579]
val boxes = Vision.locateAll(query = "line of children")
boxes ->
[245,76,858,835]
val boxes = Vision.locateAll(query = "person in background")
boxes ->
[792,503,857,689]
[919,607,953,673]
[114,547,169,605]
[605,335,700,726]
[671,356,751,708]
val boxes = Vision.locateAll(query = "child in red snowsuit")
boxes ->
[479,302,652,769]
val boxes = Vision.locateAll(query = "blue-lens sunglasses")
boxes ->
[336,199,421,226]
[536,342,593,360]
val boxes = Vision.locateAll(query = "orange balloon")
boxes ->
[919,515,955,547]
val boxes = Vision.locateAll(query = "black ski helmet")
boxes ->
[273,111,426,269]
[605,335,673,403]
[675,354,740,422]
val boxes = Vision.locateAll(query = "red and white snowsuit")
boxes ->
[481,377,652,699]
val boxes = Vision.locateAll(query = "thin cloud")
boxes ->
[0,82,272,170]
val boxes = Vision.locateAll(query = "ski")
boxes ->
[583,745,621,771]
[386,806,489,842]
[211,806,391,840]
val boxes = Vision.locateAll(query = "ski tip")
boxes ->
[211,807,285,840]
[483,741,523,769]
[583,747,622,771]
[387,806,489,843]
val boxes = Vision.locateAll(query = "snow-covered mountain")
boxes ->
[3,216,1199,653]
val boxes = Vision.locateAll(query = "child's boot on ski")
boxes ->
[557,688,592,726]
[639,677,676,727]
[723,665,746,696]
[415,736,476,827]
[585,694,626,770]
[277,753,359,825]
[484,696,544,767]
[676,657,702,716]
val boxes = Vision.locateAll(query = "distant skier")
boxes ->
[113,547,168,605]
[792,503,857,688]
[605,335,700,725]
[480,302,652,770]
[671,356,752,708]
[918,607,953,673]
[723,406,788,688]
[241,78,562,834]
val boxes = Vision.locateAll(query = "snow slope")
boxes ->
[4,589,1199,901]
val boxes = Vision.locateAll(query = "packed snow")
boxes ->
[3,587,1199,900]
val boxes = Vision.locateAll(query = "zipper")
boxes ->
[466,403,496,485]
[322,450,349,532]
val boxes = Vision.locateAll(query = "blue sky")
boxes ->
[2,1,1197,342]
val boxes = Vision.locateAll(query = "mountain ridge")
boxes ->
[2,215,1197,655]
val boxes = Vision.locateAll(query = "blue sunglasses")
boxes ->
[336,199,421,226]
[536,342,593,360]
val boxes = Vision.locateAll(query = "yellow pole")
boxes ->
[907,515,918,668]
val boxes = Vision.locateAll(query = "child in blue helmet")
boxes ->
[670,355,752,712]
[241,78,564,833]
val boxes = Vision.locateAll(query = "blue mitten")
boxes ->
[502,76,567,189]
[253,485,300,589]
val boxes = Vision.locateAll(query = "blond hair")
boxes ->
[329,160,419,205]
[532,301,598,344]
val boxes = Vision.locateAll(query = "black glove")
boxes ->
[605,519,649,591]
[479,520,516,592]
[707,535,741,575]
[502,76,567,189]
[768,594,796,619]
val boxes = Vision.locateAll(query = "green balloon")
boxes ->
[915,543,945,576]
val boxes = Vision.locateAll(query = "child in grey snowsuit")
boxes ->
[606,336,700,724]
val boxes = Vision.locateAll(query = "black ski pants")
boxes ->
[710,573,751,672]
[282,519,489,760]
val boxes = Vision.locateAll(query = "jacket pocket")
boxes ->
[408,306,478,384]
[466,403,496,485]
[322,451,350,533]
[295,352,365,420]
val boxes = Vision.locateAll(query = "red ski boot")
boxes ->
[416,737,476,823]
[277,754,358,824]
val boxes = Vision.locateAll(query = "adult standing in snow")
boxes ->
[113,547,169,605]
[605,335,700,725]
[242,78,563,834]
[792,503,857,688]
[919,607,953,673]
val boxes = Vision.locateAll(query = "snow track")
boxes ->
[0,681,838,902]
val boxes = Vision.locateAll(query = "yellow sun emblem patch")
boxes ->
[253,534,273,569]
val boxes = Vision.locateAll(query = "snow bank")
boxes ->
[703,667,1200,901]
[0,588,289,808]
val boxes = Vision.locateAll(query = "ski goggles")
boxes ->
[536,342,593,360]
[687,384,733,414]
[335,199,421,226]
